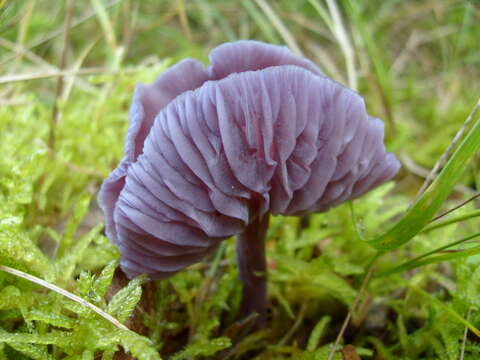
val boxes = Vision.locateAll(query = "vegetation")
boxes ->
[0,0,479,359]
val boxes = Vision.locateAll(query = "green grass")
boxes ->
[1,0,480,359]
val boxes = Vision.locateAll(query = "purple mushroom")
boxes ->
[98,40,400,328]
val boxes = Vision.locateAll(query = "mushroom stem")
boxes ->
[236,214,269,329]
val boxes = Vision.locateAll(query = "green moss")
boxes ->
[1,0,480,358]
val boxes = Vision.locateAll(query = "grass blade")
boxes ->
[368,99,480,250]
[422,209,480,234]
[0,265,129,331]
[407,283,480,337]
[376,232,480,277]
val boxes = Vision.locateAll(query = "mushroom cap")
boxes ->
[98,40,400,279]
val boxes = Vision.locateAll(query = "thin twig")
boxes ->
[327,261,376,360]
[49,0,75,150]
[0,265,129,331]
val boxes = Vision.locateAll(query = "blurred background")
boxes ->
[2,0,480,192]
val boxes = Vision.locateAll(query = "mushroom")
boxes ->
[98,40,400,328]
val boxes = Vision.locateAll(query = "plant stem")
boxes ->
[236,214,269,329]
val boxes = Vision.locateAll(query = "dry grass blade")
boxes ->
[90,0,117,52]
[0,37,95,92]
[0,265,130,331]
[14,0,35,66]
[392,26,457,73]
[176,0,192,42]
[325,0,357,89]
[253,0,303,55]
[306,40,344,81]
[0,0,122,67]
[399,151,474,195]
[49,0,75,150]
[0,37,57,70]
[61,38,101,100]
[0,67,126,83]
